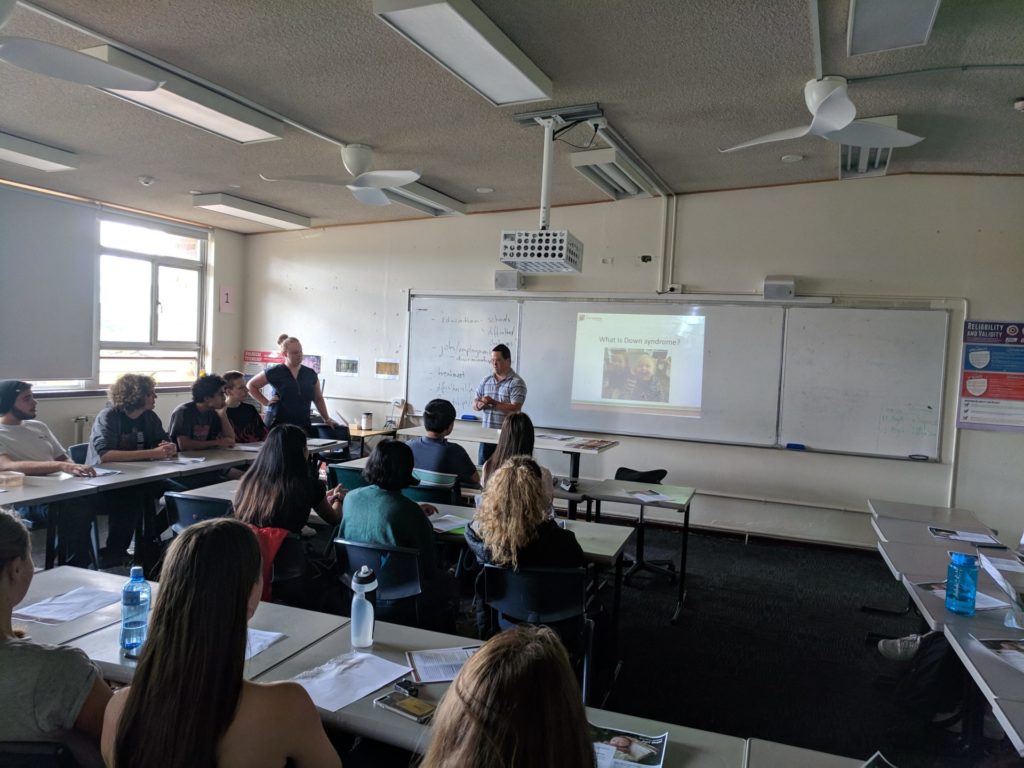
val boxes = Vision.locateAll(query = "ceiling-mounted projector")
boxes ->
[499,111,583,273]
[500,229,583,273]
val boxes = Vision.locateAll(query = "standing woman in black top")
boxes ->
[246,334,337,433]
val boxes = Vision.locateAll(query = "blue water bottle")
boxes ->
[120,566,151,652]
[945,552,979,616]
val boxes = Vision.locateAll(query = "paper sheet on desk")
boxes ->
[245,628,285,660]
[157,456,207,464]
[973,638,1024,675]
[629,490,672,503]
[13,587,119,624]
[292,652,411,712]
[431,515,468,534]
[231,443,264,453]
[59,467,121,479]
[920,582,1010,611]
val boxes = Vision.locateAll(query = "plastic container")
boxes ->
[360,412,373,430]
[120,566,151,652]
[0,470,25,488]
[945,551,979,616]
[350,565,377,648]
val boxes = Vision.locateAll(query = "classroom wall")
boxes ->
[233,175,1022,543]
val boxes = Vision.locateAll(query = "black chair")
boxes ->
[163,491,232,535]
[67,443,88,464]
[482,564,594,704]
[334,538,423,626]
[612,467,674,584]
[312,423,352,464]
[0,742,82,768]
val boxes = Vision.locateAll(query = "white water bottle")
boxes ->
[350,565,377,648]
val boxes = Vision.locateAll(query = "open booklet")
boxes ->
[590,723,667,768]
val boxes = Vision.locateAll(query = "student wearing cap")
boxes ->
[407,398,480,487]
[0,381,97,567]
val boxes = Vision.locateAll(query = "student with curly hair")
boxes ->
[421,625,594,768]
[101,518,340,768]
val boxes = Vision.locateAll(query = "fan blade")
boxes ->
[807,85,856,136]
[348,185,391,206]
[349,169,421,189]
[259,173,350,188]
[718,125,811,153]
[0,0,15,30]
[824,120,924,148]
[0,37,161,91]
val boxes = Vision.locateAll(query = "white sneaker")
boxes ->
[877,633,922,661]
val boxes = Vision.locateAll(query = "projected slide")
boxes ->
[570,312,705,415]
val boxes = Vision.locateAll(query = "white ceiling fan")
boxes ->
[719,0,924,153]
[0,0,160,91]
[260,144,421,206]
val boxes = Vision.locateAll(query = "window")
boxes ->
[97,216,207,386]
[30,213,208,391]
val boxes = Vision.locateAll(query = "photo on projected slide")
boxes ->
[571,312,705,416]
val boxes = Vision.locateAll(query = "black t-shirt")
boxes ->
[259,477,327,533]
[86,407,169,465]
[226,402,268,443]
[265,364,318,429]
[168,402,223,444]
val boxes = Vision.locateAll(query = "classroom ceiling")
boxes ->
[1,0,1022,234]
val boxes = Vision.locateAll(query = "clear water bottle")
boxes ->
[350,565,377,649]
[120,566,151,652]
[945,551,979,616]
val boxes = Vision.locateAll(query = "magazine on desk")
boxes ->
[974,638,1024,675]
[590,723,667,767]
[568,438,617,451]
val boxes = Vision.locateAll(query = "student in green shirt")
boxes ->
[340,440,454,630]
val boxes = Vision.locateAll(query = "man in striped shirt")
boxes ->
[472,344,527,464]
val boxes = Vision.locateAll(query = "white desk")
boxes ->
[742,738,864,767]
[397,423,619,480]
[901,573,1017,633]
[876,539,981,581]
[993,699,1024,757]
[14,566,123,646]
[943,621,1024,704]
[870,516,1000,546]
[181,479,239,502]
[578,478,696,624]
[257,619,747,766]
[867,498,981,527]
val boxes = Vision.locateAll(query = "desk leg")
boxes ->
[603,552,624,706]
[45,509,57,569]
[670,503,690,624]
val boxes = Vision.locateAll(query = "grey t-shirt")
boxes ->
[0,638,103,766]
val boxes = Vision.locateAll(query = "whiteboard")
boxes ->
[406,297,519,415]
[780,308,948,459]
[518,301,785,446]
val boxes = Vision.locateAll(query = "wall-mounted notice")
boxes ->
[336,357,359,377]
[958,320,1024,431]
[375,359,400,380]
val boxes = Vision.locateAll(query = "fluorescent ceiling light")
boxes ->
[373,0,552,106]
[570,147,658,200]
[847,0,942,55]
[0,131,77,171]
[81,46,285,144]
[384,181,466,216]
[192,193,309,230]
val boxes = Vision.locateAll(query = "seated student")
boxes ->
[168,374,236,451]
[621,353,666,402]
[221,370,268,444]
[233,424,344,534]
[407,398,479,487]
[480,412,554,511]
[86,374,177,567]
[467,456,583,571]
[101,518,341,768]
[340,440,454,629]
[0,380,97,567]
[0,511,112,768]
[421,625,594,768]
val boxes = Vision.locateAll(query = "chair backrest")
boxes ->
[614,466,668,485]
[328,464,369,491]
[164,492,231,530]
[483,565,588,624]
[313,424,351,462]
[411,468,457,487]
[67,443,87,465]
[333,538,422,602]
[401,484,458,506]
[0,742,82,768]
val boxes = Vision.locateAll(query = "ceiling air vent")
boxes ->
[838,115,900,180]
